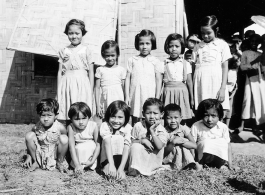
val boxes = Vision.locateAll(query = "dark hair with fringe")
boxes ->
[36,98,59,115]
[249,34,262,45]
[164,33,185,54]
[164,104,182,118]
[64,19,87,36]
[101,40,120,58]
[68,102,92,120]
[105,100,130,127]
[143,98,164,113]
[135,29,157,51]
[196,99,224,121]
[200,15,219,36]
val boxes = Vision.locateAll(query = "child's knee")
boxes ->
[25,131,36,142]
[59,134,68,145]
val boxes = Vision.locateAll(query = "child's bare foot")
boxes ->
[56,161,67,173]
[195,162,203,171]
[29,162,39,172]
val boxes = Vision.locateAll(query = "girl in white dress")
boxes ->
[125,29,163,125]
[95,40,126,118]
[68,102,100,173]
[192,16,231,111]
[57,19,94,125]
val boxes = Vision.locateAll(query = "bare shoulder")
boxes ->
[56,121,67,135]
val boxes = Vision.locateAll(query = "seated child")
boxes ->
[22,98,68,172]
[191,99,232,169]
[128,98,168,176]
[100,100,132,181]
[68,102,100,173]
[163,104,201,171]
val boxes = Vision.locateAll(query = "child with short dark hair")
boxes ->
[23,98,68,172]
[68,102,100,173]
[128,98,168,176]
[163,104,201,171]
[191,99,232,169]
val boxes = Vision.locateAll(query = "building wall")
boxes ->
[0,0,57,123]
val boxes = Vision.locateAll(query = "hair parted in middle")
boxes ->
[200,15,219,36]
[101,40,120,58]
[64,19,87,36]
[68,102,92,120]
[135,29,157,50]
[143,98,164,113]
[164,33,185,54]
[196,98,224,121]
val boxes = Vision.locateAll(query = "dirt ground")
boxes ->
[0,124,265,195]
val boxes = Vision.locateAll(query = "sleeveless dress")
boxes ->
[192,39,231,110]
[95,65,126,113]
[57,44,93,120]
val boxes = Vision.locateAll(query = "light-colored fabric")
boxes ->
[128,121,168,176]
[100,122,132,164]
[227,69,237,92]
[241,50,265,125]
[95,65,126,112]
[192,38,232,110]
[162,81,192,119]
[191,120,230,161]
[32,120,61,170]
[127,55,163,117]
[57,44,93,120]
[163,58,191,82]
[70,121,98,170]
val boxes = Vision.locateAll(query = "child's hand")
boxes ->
[216,87,225,102]
[116,168,126,181]
[172,136,186,145]
[125,96,130,107]
[63,54,70,63]
[96,105,104,118]
[74,164,83,174]
[149,121,160,134]
[190,98,194,109]
[81,157,94,168]
[22,154,32,168]
[141,138,154,151]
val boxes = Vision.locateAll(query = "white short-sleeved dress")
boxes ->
[57,44,93,120]
[70,121,98,170]
[127,55,163,117]
[192,39,232,110]
[95,65,126,112]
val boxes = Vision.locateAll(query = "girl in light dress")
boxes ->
[57,19,94,125]
[162,33,194,121]
[100,101,132,181]
[95,40,126,118]
[191,99,232,169]
[236,34,265,135]
[68,102,100,173]
[192,15,231,112]
[125,29,163,125]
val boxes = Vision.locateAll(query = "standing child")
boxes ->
[100,100,132,181]
[125,29,163,125]
[191,99,232,169]
[95,40,126,118]
[236,34,265,135]
[68,102,100,173]
[22,98,68,172]
[128,98,168,176]
[163,104,201,171]
[162,33,194,121]
[192,15,231,111]
[57,19,94,125]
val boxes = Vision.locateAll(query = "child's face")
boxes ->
[202,108,219,128]
[67,24,83,46]
[103,47,117,66]
[139,36,152,56]
[201,26,215,43]
[109,110,125,130]
[168,40,182,59]
[72,112,89,130]
[187,39,196,50]
[39,111,56,129]
[143,105,163,126]
[249,37,260,50]
[165,111,182,131]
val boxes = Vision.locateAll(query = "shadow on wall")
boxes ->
[0,51,57,124]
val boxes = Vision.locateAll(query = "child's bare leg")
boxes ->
[226,118,231,127]
[56,134,68,172]
[235,120,244,133]
[22,132,39,171]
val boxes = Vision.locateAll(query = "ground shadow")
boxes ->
[227,178,258,194]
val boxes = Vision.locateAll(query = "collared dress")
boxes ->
[32,120,61,170]
[163,125,195,170]
[70,121,98,170]
[128,121,168,176]
[127,55,163,117]
[191,120,230,162]
[95,65,126,113]
[192,38,232,110]
[100,122,132,165]
[57,44,93,120]
[162,58,193,119]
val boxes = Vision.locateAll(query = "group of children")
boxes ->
[22,15,265,179]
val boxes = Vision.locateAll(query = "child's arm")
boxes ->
[182,133,197,149]
[57,63,63,98]
[116,145,130,181]
[125,71,131,105]
[67,125,83,173]
[121,79,125,96]
[95,78,103,118]
[216,60,228,102]
[186,73,194,108]
[155,72,163,99]
[89,63,94,93]
[150,123,165,150]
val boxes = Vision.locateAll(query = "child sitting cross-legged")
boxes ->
[163,104,202,171]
